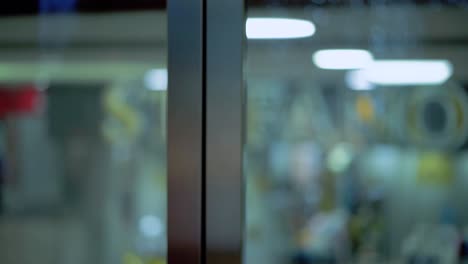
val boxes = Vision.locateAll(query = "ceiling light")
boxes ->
[246,18,316,39]
[359,60,453,86]
[313,49,374,70]
[346,70,375,91]
[144,68,167,91]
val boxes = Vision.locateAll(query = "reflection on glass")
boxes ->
[0,5,167,264]
[245,1,468,264]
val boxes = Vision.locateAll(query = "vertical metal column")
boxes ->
[168,0,244,263]
[206,0,245,263]
[167,0,204,263]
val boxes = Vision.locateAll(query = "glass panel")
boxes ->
[0,3,167,264]
[245,1,468,264]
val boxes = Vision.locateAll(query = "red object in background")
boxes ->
[0,86,41,119]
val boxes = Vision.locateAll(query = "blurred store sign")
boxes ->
[0,86,41,119]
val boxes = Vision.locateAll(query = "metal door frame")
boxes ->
[168,0,245,263]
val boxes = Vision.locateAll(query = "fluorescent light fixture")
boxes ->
[359,60,453,86]
[246,18,315,39]
[346,70,375,91]
[144,68,167,91]
[313,49,373,70]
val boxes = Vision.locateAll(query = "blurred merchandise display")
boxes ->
[245,1,468,262]
[0,4,168,263]
[245,77,468,264]
[0,81,167,264]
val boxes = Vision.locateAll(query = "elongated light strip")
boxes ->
[359,60,453,86]
[246,18,316,39]
[313,49,374,70]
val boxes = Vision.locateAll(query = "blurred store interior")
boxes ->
[245,2,468,264]
[0,7,168,264]
[1,0,468,264]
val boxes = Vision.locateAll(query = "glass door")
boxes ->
[0,2,168,264]
[243,1,468,264]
